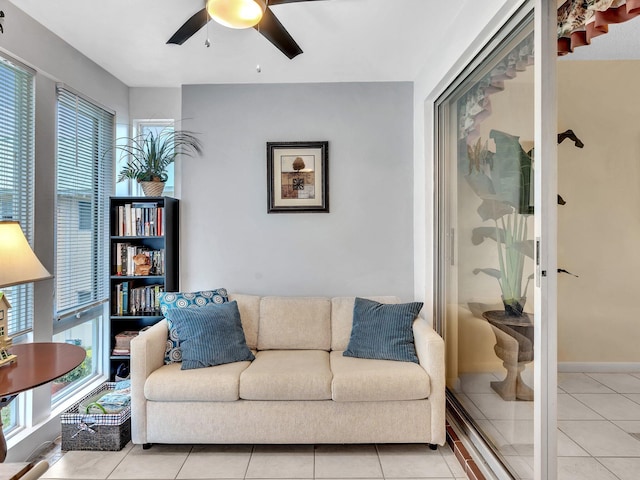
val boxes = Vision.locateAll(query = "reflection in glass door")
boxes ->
[435,15,536,479]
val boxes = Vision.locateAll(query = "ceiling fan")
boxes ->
[167,0,326,60]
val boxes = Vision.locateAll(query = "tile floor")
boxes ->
[41,443,469,480]
[37,372,640,480]
[455,371,640,480]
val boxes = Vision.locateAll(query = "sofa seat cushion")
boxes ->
[145,361,251,402]
[330,351,430,402]
[240,350,332,400]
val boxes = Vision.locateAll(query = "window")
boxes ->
[55,85,113,392]
[78,200,92,231]
[0,56,35,338]
[0,55,35,434]
[134,120,175,197]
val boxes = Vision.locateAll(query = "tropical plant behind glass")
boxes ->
[116,129,202,183]
[465,130,534,316]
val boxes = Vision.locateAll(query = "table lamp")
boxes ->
[0,220,52,366]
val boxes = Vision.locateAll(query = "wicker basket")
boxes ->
[61,382,131,451]
[139,180,165,197]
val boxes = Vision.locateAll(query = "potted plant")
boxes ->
[116,128,203,196]
[465,130,534,317]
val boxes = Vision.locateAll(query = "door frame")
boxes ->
[429,1,558,478]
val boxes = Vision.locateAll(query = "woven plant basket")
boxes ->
[139,180,165,197]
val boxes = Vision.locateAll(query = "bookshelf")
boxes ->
[108,196,179,380]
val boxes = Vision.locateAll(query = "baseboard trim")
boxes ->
[558,362,640,373]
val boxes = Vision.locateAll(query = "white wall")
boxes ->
[180,82,415,299]
[129,87,181,121]
[0,0,129,461]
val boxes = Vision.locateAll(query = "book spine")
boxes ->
[125,204,132,236]
[115,243,123,275]
[118,206,125,236]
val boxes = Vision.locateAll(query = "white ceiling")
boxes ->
[9,0,492,87]
[10,0,640,88]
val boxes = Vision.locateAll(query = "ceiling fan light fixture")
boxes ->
[207,0,267,29]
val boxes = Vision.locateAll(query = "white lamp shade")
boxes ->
[0,221,52,288]
[207,0,266,29]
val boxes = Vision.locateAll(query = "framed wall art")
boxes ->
[267,141,329,213]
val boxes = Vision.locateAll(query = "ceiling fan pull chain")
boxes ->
[205,6,211,47]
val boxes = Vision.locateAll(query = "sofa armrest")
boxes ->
[413,317,446,445]
[130,319,168,444]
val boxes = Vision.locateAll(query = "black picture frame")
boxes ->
[267,141,329,213]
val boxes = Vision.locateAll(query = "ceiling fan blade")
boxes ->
[167,8,209,45]
[255,7,303,59]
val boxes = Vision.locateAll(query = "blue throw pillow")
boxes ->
[343,297,423,363]
[164,301,255,370]
[159,289,228,363]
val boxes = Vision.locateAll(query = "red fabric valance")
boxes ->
[558,0,640,55]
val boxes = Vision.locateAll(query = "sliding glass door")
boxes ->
[434,1,557,478]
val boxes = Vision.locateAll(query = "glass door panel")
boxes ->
[436,14,536,479]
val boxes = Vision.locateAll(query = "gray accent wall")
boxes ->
[181,82,414,299]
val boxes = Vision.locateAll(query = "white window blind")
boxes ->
[55,86,113,320]
[0,56,35,336]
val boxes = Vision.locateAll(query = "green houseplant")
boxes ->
[465,130,534,317]
[116,128,203,196]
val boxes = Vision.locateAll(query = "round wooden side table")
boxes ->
[0,343,86,462]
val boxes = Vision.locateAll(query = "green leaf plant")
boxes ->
[465,130,534,316]
[116,129,203,183]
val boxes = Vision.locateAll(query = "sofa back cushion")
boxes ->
[258,296,331,350]
[331,296,400,351]
[228,294,261,350]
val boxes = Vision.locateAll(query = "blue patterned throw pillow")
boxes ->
[164,301,254,370]
[343,297,423,363]
[159,288,228,363]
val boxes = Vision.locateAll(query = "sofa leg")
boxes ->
[142,443,152,450]
[428,443,437,451]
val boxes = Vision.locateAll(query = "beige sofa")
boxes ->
[130,295,445,447]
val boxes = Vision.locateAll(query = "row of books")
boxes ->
[113,243,165,276]
[115,202,164,237]
[113,282,164,316]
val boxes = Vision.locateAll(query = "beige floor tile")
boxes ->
[474,419,518,456]
[490,420,533,447]
[108,444,191,479]
[557,431,589,457]
[557,457,618,480]
[377,444,453,478]
[597,457,640,480]
[440,446,466,477]
[176,445,252,479]
[314,445,382,479]
[587,373,640,393]
[558,420,640,457]
[465,393,534,421]
[612,420,640,433]
[557,394,603,420]
[557,373,614,394]
[501,455,533,480]
[244,445,313,479]
[572,394,640,421]
[42,446,132,479]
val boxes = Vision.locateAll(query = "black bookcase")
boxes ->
[108,196,179,380]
